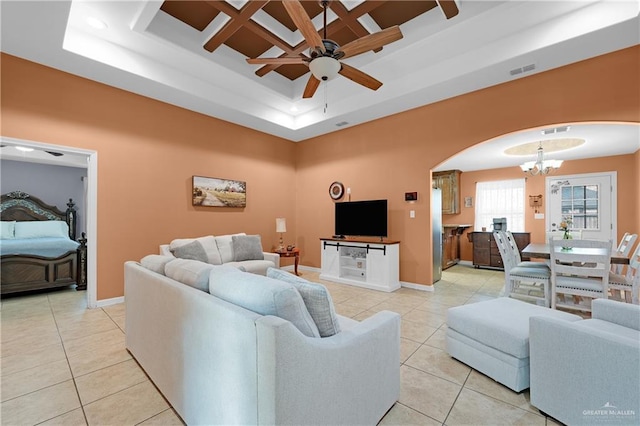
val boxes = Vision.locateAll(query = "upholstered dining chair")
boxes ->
[494,231,551,307]
[549,238,612,312]
[609,242,640,304]
[611,232,638,274]
[505,231,548,269]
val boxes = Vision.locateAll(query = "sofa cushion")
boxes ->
[209,266,320,338]
[226,260,274,276]
[140,254,175,275]
[447,297,581,358]
[215,233,245,264]
[170,240,208,263]
[165,258,215,292]
[170,236,222,265]
[232,235,264,261]
[267,267,341,337]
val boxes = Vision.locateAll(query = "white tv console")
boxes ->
[319,238,400,292]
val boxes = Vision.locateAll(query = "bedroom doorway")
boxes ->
[0,136,98,308]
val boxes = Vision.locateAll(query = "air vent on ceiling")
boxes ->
[542,126,570,135]
[335,121,349,127]
[509,63,536,76]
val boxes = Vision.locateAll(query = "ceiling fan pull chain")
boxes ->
[324,80,328,114]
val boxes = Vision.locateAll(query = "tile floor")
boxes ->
[1,264,562,425]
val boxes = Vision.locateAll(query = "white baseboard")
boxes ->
[458,260,473,266]
[401,281,435,292]
[96,296,125,308]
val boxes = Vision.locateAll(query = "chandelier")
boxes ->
[519,142,563,175]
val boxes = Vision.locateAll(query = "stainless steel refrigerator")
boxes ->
[432,188,442,283]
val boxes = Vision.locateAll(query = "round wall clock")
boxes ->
[329,181,345,200]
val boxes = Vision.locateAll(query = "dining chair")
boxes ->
[611,232,638,274]
[505,231,548,269]
[494,231,551,307]
[549,238,612,312]
[608,242,640,304]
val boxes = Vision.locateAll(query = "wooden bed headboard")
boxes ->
[0,191,77,240]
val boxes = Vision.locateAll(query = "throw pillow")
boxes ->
[215,233,245,264]
[232,235,264,262]
[267,267,341,337]
[1,221,16,239]
[164,258,215,292]
[169,236,222,265]
[209,266,320,338]
[140,255,176,275]
[170,240,208,263]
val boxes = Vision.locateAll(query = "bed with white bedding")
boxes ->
[0,191,87,295]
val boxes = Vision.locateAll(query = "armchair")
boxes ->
[529,299,640,425]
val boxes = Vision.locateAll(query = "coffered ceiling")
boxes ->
[1,1,639,170]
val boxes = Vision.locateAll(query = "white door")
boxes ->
[546,172,616,243]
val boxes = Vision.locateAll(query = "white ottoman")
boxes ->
[446,297,581,392]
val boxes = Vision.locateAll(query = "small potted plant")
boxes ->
[559,216,573,249]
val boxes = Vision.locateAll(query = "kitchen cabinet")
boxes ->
[468,232,531,269]
[433,170,461,214]
[442,224,472,270]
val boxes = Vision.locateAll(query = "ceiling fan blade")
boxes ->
[247,57,307,65]
[282,0,325,53]
[338,26,403,59]
[338,63,382,91]
[302,75,321,99]
[436,0,459,19]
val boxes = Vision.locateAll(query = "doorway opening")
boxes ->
[0,136,98,308]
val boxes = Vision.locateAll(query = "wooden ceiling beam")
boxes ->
[328,1,382,53]
[203,1,269,52]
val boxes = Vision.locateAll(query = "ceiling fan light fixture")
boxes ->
[309,57,341,81]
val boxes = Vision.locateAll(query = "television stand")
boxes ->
[319,237,400,292]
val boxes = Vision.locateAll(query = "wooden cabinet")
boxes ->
[433,170,461,214]
[468,232,531,269]
[319,238,400,292]
[442,225,472,270]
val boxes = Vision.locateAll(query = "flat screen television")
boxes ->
[335,199,388,238]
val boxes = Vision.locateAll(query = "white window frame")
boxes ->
[474,179,526,232]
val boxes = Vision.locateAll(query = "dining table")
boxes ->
[522,243,630,265]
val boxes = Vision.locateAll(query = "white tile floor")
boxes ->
[1,264,562,425]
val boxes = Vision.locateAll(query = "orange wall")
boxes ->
[2,46,639,298]
[1,54,297,300]
[636,149,640,232]
[451,154,639,262]
[296,46,640,286]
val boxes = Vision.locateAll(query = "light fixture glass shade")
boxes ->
[275,218,287,233]
[520,144,563,175]
[309,57,341,81]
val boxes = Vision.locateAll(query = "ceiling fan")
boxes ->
[246,0,403,99]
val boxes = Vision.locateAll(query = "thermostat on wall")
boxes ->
[405,192,418,201]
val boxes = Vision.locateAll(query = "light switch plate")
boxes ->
[410,210,415,218]
[534,213,545,219]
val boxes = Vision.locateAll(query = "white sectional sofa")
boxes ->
[530,299,640,425]
[160,233,279,275]
[124,257,401,425]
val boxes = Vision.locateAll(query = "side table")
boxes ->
[274,248,300,276]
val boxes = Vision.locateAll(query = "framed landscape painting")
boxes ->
[192,176,246,207]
